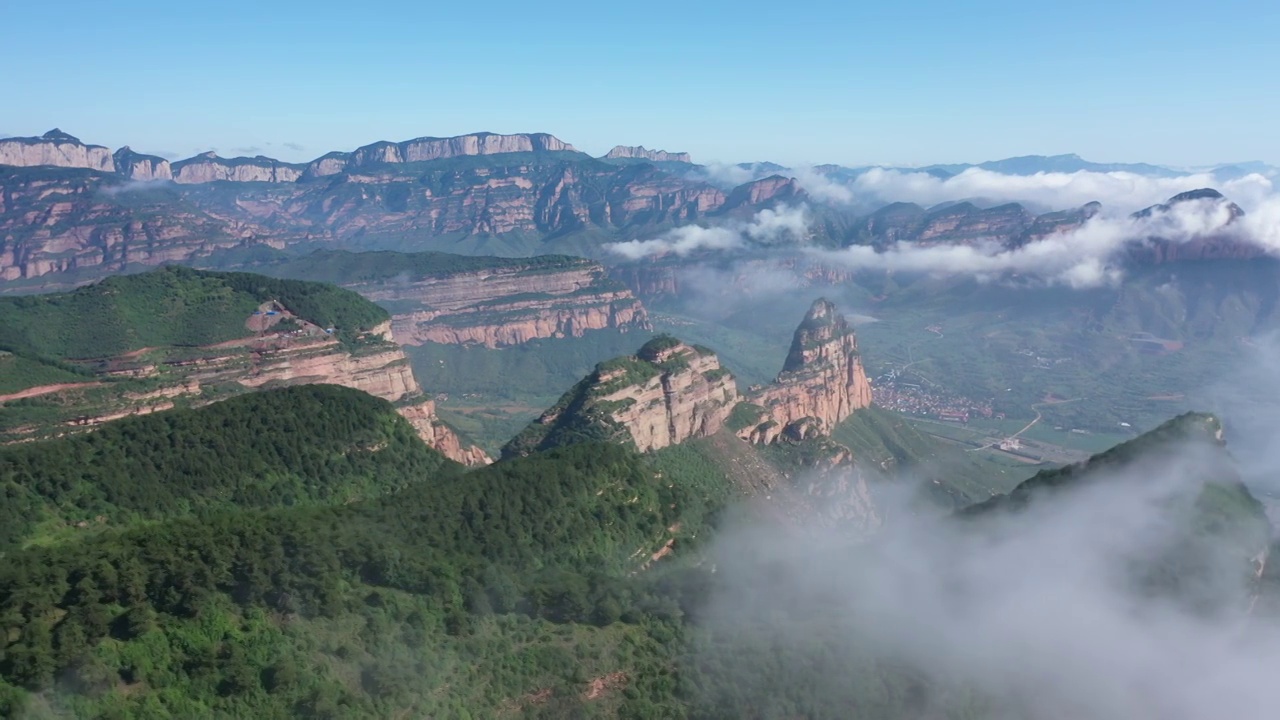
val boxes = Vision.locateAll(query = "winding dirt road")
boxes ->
[0,382,103,404]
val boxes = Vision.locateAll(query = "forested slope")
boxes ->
[0,384,458,553]
[0,265,388,360]
[0,394,1270,718]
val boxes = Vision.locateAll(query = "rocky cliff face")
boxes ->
[172,152,306,184]
[1,129,811,285]
[113,147,173,181]
[303,151,352,178]
[850,200,1077,249]
[0,130,115,173]
[738,298,873,444]
[397,398,491,466]
[359,260,650,348]
[0,167,249,282]
[305,133,580,177]
[603,146,692,163]
[0,322,489,465]
[503,337,739,457]
[224,337,489,465]
[845,189,1264,266]
[346,132,576,169]
[915,202,1034,244]
[722,175,804,210]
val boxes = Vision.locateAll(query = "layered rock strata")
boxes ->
[361,260,650,348]
[603,146,692,163]
[503,338,739,456]
[0,130,115,172]
[113,147,173,181]
[172,152,305,183]
[738,298,873,444]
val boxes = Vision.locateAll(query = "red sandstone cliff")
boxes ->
[503,338,739,457]
[359,260,650,348]
[739,298,873,444]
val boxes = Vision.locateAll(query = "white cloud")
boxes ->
[605,205,811,260]
[841,167,1276,215]
[98,179,174,196]
[789,165,855,204]
[615,169,1280,288]
[688,162,778,189]
[695,415,1280,719]
[811,193,1280,288]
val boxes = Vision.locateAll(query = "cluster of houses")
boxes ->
[872,376,1001,424]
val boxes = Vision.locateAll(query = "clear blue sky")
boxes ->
[3,0,1276,167]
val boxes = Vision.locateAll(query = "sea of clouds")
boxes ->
[608,165,1280,289]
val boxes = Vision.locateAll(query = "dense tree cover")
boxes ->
[0,265,388,359]
[0,352,89,395]
[960,413,1248,516]
[0,385,458,552]
[0,441,718,718]
[830,407,1033,505]
[0,399,1270,718]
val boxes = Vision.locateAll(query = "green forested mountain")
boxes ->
[0,376,1270,718]
[0,265,389,360]
[0,384,459,553]
[0,437,716,719]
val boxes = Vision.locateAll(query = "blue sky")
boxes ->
[3,0,1276,167]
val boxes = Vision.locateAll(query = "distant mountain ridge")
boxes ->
[7,129,1269,185]
[0,130,803,283]
[1,127,1274,286]
[602,145,693,163]
[0,129,584,184]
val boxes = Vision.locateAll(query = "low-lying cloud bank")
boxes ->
[812,193,1280,288]
[694,422,1278,719]
[604,204,810,260]
[696,161,1276,216]
[610,179,1280,288]
[842,167,1276,215]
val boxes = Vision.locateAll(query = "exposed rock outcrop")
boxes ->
[397,397,492,466]
[603,145,692,163]
[1,129,817,284]
[738,298,873,444]
[850,200,1073,249]
[303,151,352,178]
[503,337,739,457]
[344,132,577,170]
[357,259,650,348]
[171,152,306,183]
[722,175,804,210]
[0,324,490,465]
[0,167,249,282]
[0,130,115,172]
[113,147,173,181]
[224,337,489,465]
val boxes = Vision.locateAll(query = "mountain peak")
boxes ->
[737,299,872,444]
[603,145,692,163]
[783,298,852,374]
[1167,188,1225,204]
[41,128,80,143]
[503,336,739,457]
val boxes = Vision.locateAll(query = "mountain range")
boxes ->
[1,128,1270,288]
[3,127,1279,717]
